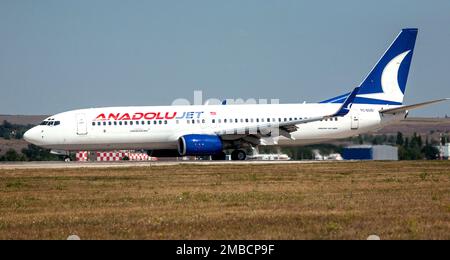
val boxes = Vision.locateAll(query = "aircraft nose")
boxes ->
[23,127,40,144]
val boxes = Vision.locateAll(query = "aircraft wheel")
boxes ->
[64,156,71,162]
[231,150,246,161]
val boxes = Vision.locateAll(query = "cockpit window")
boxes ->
[39,120,61,126]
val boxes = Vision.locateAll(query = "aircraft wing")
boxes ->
[215,87,360,140]
[379,98,450,114]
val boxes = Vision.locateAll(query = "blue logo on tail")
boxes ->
[321,28,418,105]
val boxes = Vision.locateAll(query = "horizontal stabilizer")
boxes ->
[379,98,449,114]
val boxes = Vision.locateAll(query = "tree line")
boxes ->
[396,132,441,160]
[0,120,60,161]
[0,144,60,162]
[267,132,445,161]
[0,120,33,140]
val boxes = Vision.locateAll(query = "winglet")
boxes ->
[333,87,360,117]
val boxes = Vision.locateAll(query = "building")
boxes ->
[342,145,398,161]
[435,144,450,160]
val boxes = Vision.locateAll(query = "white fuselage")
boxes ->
[23,103,405,152]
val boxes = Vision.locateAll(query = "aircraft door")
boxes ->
[76,113,88,135]
[351,113,359,130]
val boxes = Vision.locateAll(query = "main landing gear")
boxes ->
[211,150,247,161]
[231,150,247,161]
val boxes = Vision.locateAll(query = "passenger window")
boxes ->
[92,122,95,126]
[130,121,133,125]
[119,121,123,126]
[159,120,162,124]
[124,121,128,125]
[212,119,215,124]
[103,122,106,126]
[108,122,112,126]
[164,120,168,124]
[97,122,101,126]
[202,119,206,124]
[114,122,117,126]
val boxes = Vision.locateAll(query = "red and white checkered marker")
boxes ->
[128,153,149,161]
[76,151,89,162]
[96,151,126,161]
[76,151,157,162]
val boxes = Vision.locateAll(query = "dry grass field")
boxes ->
[0,161,449,240]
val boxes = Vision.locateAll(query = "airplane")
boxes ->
[24,28,448,161]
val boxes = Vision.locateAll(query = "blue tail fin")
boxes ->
[322,28,418,105]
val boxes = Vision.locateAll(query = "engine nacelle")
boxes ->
[178,134,223,156]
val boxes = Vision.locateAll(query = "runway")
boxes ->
[0,160,333,170]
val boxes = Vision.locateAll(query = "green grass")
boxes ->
[0,161,449,240]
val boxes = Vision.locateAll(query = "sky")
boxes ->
[0,0,449,116]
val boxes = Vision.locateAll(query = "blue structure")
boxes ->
[342,145,398,161]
